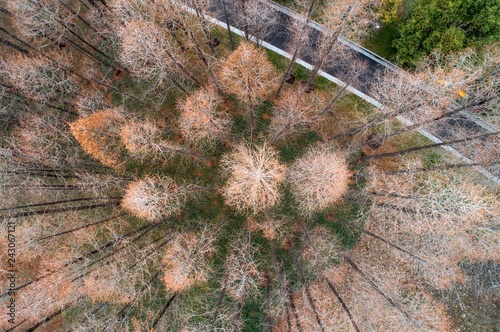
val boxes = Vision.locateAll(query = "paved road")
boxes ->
[201,0,499,181]
[210,0,384,94]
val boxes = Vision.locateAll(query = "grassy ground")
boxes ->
[3,12,496,330]
[362,22,400,61]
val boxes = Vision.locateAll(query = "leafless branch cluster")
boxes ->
[178,86,230,145]
[221,143,287,213]
[120,119,183,161]
[366,167,499,289]
[225,234,264,304]
[289,143,351,216]
[269,88,320,143]
[219,42,277,104]
[162,227,216,292]
[230,0,279,46]
[1,53,79,103]
[121,176,191,221]
[118,20,178,86]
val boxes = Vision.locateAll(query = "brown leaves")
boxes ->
[178,87,230,145]
[69,109,126,169]
[219,42,277,104]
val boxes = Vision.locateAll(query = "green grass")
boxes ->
[277,130,322,163]
[362,22,400,61]
[391,131,448,167]
[265,48,338,91]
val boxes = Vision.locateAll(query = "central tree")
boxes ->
[221,143,287,214]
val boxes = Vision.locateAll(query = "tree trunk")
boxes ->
[61,2,108,41]
[290,248,325,332]
[164,48,202,87]
[1,200,120,219]
[36,212,128,241]
[221,0,235,50]
[188,31,225,96]
[364,131,498,160]
[378,95,500,142]
[323,276,360,332]
[311,82,349,121]
[344,256,420,329]
[0,38,29,53]
[385,160,500,175]
[211,274,229,331]
[303,33,339,92]
[276,48,300,98]
[0,197,111,212]
[151,294,177,328]
[332,215,426,262]
[24,302,74,332]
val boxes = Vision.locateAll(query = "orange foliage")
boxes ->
[69,109,126,169]
[178,87,229,145]
[219,42,277,103]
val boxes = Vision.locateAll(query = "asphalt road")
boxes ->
[209,0,383,94]
[204,0,499,180]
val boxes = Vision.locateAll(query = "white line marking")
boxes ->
[186,3,500,184]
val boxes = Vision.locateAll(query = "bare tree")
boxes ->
[365,167,499,289]
[110,0,166,24]
[162,227,216,292]
[312,52,370,119]
[0,219,84,330]
[118,19,191,93]
[6,0,68,45]
[275,13,314,97]
[13,113,83,168]
[303,0,380,91]
[73,88,110,117]
[224,231,264,330]
[338,247,453,331]
[230,0,278,46]
[1,53,79,103]
[7,0,118,68]
[161,0,225,93]
[289,143,351,216]
[121,176,201,221]
[177,86,230,146]
[415,44,500,111]
[221,143,287,214]
[82,256,140,304]
[340,45,500,145]
[219,42,277,132]
[301,225,342,276]
[120,119,199,162]
[269,87,321,143]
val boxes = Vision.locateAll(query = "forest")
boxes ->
[0,0,499,331]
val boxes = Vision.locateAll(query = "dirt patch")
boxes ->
[113,67,126,80]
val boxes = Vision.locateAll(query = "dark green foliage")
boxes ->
[393,0,500,66]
